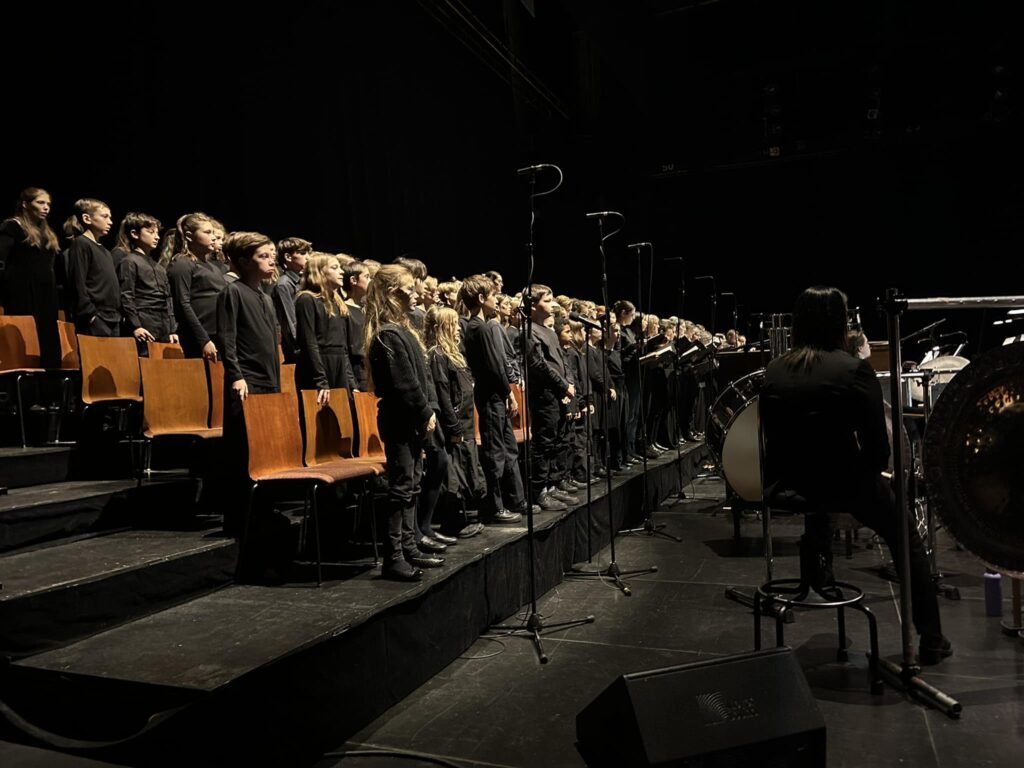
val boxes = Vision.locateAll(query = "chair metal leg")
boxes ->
[237,482,259,579]
[15,373,29,448]
[311,483,323,587]
[754,591,763,650]
[837,605,849,662]
[367,485,380,567]
[775,606,787,647]
[852,602,884,695]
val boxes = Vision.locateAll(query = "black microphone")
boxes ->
[901,317,946,344]
[516,164,553,175]
[720,291,735,297]
[585,211,623,220]
[569,311,602,331]
[694,275,715,281]
[663,257,683,262]
[628,242,652,249]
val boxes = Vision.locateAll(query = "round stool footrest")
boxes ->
[757,578,865,609]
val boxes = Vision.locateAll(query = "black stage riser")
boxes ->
[1,447,709,767]
[0,447,73,489]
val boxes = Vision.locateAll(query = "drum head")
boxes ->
[924,345,1024,576]
[910,354,969,403]
[722,399,762,502]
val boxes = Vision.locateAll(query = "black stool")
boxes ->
[753,511,883,695]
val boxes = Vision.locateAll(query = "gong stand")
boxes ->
[882,291,1024,718]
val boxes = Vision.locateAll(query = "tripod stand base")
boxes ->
[878,657,962,718]
[566,561,658,596]
[724,586,795,623]
[488,611,596,664]
[622,520,683,543]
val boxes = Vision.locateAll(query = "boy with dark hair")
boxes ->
[273,236,312,363]
[217,232,281,543]
[460,274,524,524]
[526,286,576,510]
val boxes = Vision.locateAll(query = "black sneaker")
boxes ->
[405,550,445,568]
[489,509,523,524]
[417,536,447,554]
[538,492,568,511]
[383,559,423,581]
[457,522,485,538]
[919,635,953,665]
[556,480,580,494]
[548,489,577,505]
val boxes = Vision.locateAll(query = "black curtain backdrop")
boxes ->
[4,1,1019,348]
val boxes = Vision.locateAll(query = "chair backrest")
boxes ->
[300,388,356,466]
[510,382,528,441]
[140,357,212,436]
[77,336,141,404]
[352,391,385,458]
[207,359,225,428]
[147,341,185,359]
[242,392,304,481]
[0,315,42,371]
[57,320,80,370]
[280,363,297,395]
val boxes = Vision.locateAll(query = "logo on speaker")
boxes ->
[695,692,759,725]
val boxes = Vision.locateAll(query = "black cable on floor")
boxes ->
[323,748,463,767]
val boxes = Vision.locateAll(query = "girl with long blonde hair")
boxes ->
[424,306,485,538]
[365,265,440,581]
[295,254,356,404]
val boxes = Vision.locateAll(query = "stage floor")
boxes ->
[323,477,1024,768]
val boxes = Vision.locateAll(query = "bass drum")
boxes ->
[706,370,764,503]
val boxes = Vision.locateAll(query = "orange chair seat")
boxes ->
[255,461,378,484]
[143,426,223,440]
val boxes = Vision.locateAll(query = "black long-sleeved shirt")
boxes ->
[526,323,570,397]
[345,302,367,390]
[295,293,356,391]
[118,251,174,332]
[272,270,301,362]
[368,323,433,428]
[464,315,512,399]
[67,235,120,323]
[428,348,474,441]
[168,256,228,349]
[217,280,280,390]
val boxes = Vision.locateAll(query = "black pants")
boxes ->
[528,390,562,497]
[77,314,120,337]
[805,476,942,640]
[416,427,449,539]
[475,392,525,516]
[380,420,425,562]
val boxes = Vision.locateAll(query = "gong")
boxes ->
[924,344,1024,576]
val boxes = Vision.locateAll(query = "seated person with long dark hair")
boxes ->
[760,286,951,665]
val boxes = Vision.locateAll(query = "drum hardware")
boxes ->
[881,291,1024,718]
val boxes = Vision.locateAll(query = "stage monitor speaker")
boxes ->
[576,647,825,768]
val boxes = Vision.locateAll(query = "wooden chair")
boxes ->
[57,321,80,370]
[510,382,529,443]
[77,336,142,406]
[352,391,385,459]
[207,359,225,428]
[241,392,382,585]
[299,388,386,563]
[139,357,222,479]
[146,341,185,359]
[0,316,45,446]
[280,363,297,396]
[53,320,81,443]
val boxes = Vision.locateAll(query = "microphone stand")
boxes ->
[566,212,658,595]
[623,243,682,543]
[488,163,594,663]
